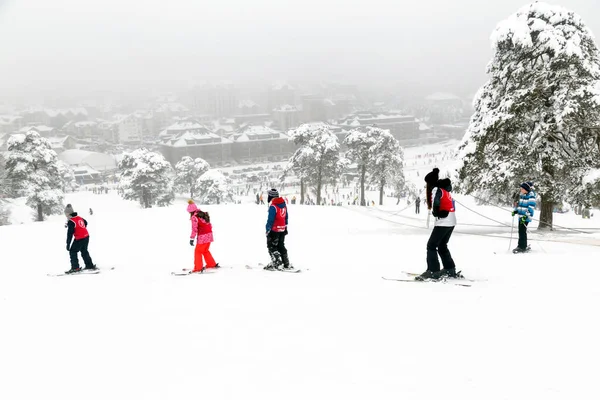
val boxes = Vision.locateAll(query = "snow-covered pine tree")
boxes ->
[456,2,600,230]
[287,123,346,205]
[57,160,77,193]
[345,126,387,206]
[196,170,234,205]
[174,156,210,198]
[118,148,174,208]
[368,129,405,205]
[5,131,64,221]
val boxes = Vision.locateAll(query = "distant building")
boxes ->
[237,100,261,115]
[47,135,77,154]
[0,116,24,133]
[336,112,420,144]
[232,125,293,163]
[159,127,233,166]
[58,150,117,173]
[272,105,300,132]
[18,125,56,137]
[189,83,238,118]
[268,82,296,111]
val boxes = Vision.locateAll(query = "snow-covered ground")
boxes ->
[2,191,600,400]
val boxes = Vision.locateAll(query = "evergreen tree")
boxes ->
[457,2,600,229]
[368,129,405,205]
[174,156,210,198]
[118,148,174,208]
[286,123,346,205]
[5,131,64,221]
[196,170,234,205]
[57,160,77,193]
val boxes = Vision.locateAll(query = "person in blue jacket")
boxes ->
[512,182,536,253]
[264,188,291,270]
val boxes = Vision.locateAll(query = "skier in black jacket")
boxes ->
[65,205,97,274]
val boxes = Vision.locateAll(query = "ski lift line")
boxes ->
[343,205,600,248]
[466,194,598,235]
[453,199,512,228]
[361,204,511,229]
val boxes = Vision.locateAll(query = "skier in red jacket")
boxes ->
[65,204,97,274]
[187,200,219,273]
[264,189,291,270]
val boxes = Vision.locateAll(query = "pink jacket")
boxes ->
[191,215,214,244]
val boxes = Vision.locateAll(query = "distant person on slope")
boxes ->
[512,182,536,253]
[415,196,421,214]
[187,200,219,273]
[65,204,97,274]
[264,189,291,270]
[416,168,458,281]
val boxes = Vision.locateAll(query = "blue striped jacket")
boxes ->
[515,191,536,223]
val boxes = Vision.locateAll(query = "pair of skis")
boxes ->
[171,268,218,276]
[246,263,301,273]
[382,271,475,287]
[47,267,115,277]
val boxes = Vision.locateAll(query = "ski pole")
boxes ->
[507,215,515,253]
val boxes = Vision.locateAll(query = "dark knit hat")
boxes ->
[520,182,534,192]
[424,168,440,185]
[267,188,279,203]
[64,204,74,217]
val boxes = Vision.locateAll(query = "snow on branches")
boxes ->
[5,131,64,221]
[286,123,346,205]
[195,169,235,205]
[457,2,600,228]
[174,156,210,199]
[118,148,174,208]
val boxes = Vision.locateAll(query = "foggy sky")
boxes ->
[0,0,599,98]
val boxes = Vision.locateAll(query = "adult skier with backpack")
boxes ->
[512,182,536,253]
[264,189,291,270]
[416,168,458,281]
[65,204,97,274]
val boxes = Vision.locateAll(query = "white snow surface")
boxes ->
[1,191,600,399]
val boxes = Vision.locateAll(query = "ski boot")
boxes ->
[434,269,462,279]
[281,254,293,270]
[512,245,531,254]
[83,264,98,271]
[415,270,438,281]
[65,267,82,274]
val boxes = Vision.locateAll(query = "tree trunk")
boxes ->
[300,178,305,205]
[538,195,554,230]
[37,203,43,222]
[360,164,366,206]
[379,181,384,206]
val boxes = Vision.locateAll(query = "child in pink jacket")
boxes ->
[187,200,219,273]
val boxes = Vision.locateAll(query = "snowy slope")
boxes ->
[1,192,600,400]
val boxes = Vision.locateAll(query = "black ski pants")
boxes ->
[69,236,94,269]
[518,219,529,249]
[426,226,456,272]
[267,231,288,267]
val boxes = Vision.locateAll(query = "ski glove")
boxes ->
[66,244,70,251]
[520,215,527,223]
[189,239,194,246]
[511,211,517,217]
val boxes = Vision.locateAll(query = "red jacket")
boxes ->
[70,216,89,240]
[191,215,213,237]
